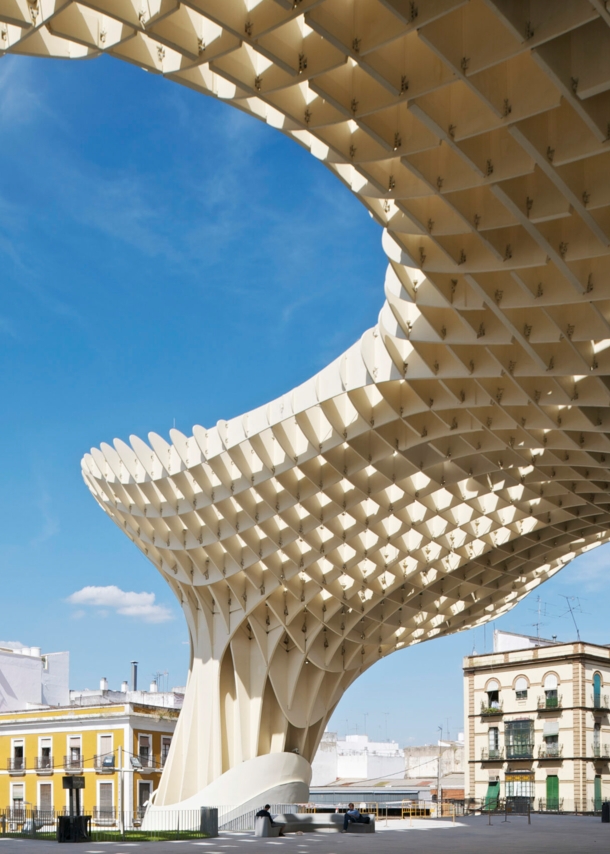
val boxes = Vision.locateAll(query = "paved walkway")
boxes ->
[2,815,609,854]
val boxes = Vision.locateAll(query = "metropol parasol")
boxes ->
[5,0,610,814]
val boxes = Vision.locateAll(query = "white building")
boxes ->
[0,644,69,711]
[404,737,464,779]
[311,732,404,786]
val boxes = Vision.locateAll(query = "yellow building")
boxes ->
[0,701,178,822]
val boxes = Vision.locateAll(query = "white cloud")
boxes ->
[67,585,173,623]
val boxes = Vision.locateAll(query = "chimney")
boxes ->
[149,680,158,693]
[100,677,108,691]
[121,681,129,693]
[131,661,138,692]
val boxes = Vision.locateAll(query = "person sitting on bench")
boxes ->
[342,803,361,832]
[256,805,285,836]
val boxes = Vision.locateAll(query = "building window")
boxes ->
[138,781,152,817]
[543,674,559,708]
[40,738,52,767]
[161,736,171,766]
[11,739,24,771]
[486,679,501,709]
[139,735,151,768]
[546,775,559,811]
[97,782,114,820]
[505,720,534,759]
[39,782,53,816]
[67,736,82,770]
[484,780,499,810]
[542,721,560,757]
[11,783,24,817]
[594,673,602,708]
[488,727,500,759]
[505,772,534,800]
[515,676,528,700]
[595,775,603,812]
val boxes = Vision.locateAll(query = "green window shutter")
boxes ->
[484,781,499,810]
[594,775,602,811]
[546,775,559,810]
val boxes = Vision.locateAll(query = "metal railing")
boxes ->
[35,756,53,773]
[593,694,610,710]
[592,743,610,758]
[7,758,25,773]
[94,754,116,772]
[539,743,563,759]
[0,807,216,840]
[481,748,503,761]
[480,700,503,715]
[537,798,563,812]
[64,755,83,772]
[537,694,562,710]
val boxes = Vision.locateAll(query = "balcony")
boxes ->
[7,758,26,775]
[592,744,610,759]
[537,694,562,710]
[94,754,116,773]
[593,694,610,711]
[64,755,83,772]
[506,744,534,760]
[480,701,503,716]
[481,748,504,761]
[35,756,54,774]
[92,807,117,826]
[538,744,563,760]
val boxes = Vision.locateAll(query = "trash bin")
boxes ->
[200,807,218,837]
[57,815,91,842]
[601,802,610,823]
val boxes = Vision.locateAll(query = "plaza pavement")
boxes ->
[1,815,608,854]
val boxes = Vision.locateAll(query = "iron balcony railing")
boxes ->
[481,748,504,761]
[537,694,562,710]
[539,743,563,759]
[480,700,503,716]
[593,694,610,710]
[7,758,26,774]
[94,754,116,772]
[537,798,564,812]
[35,756,54,773]
[592,744,610,759]
[63,755,83,772]
[506,744,534,760]
[92,807,117,822]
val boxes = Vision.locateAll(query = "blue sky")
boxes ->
[1,54,608,746]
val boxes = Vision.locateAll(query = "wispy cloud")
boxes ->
[67,585,173,623]
[30,487,60,547]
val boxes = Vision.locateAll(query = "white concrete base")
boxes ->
[142,753,311,831]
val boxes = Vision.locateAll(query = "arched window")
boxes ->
[486,679,500,710]
[543,674,559,709]
[594,673,602,708]
[515,677,528,700]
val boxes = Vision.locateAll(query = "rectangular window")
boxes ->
[40,737,52,769]
[68,736,81,768]
[161,736,171,766]
[505,773,534,799]
[99,734,112,757]
[11,783,24,817]
[516,689,527,700]
[98,782,113,819]
[138,780,152,816]
[505,720,534,759]
[595,775,603,811]
[39,782,53,814]
[139,735,151,767]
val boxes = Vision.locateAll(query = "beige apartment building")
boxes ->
[464,631,610,812]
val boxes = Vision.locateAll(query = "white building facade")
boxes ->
[311,733,404,786]
[0,645,69,712]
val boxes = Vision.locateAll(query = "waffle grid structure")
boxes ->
[6,0,610,805]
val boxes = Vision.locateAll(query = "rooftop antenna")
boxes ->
[559,595,582,641]
[529,595,548,640]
